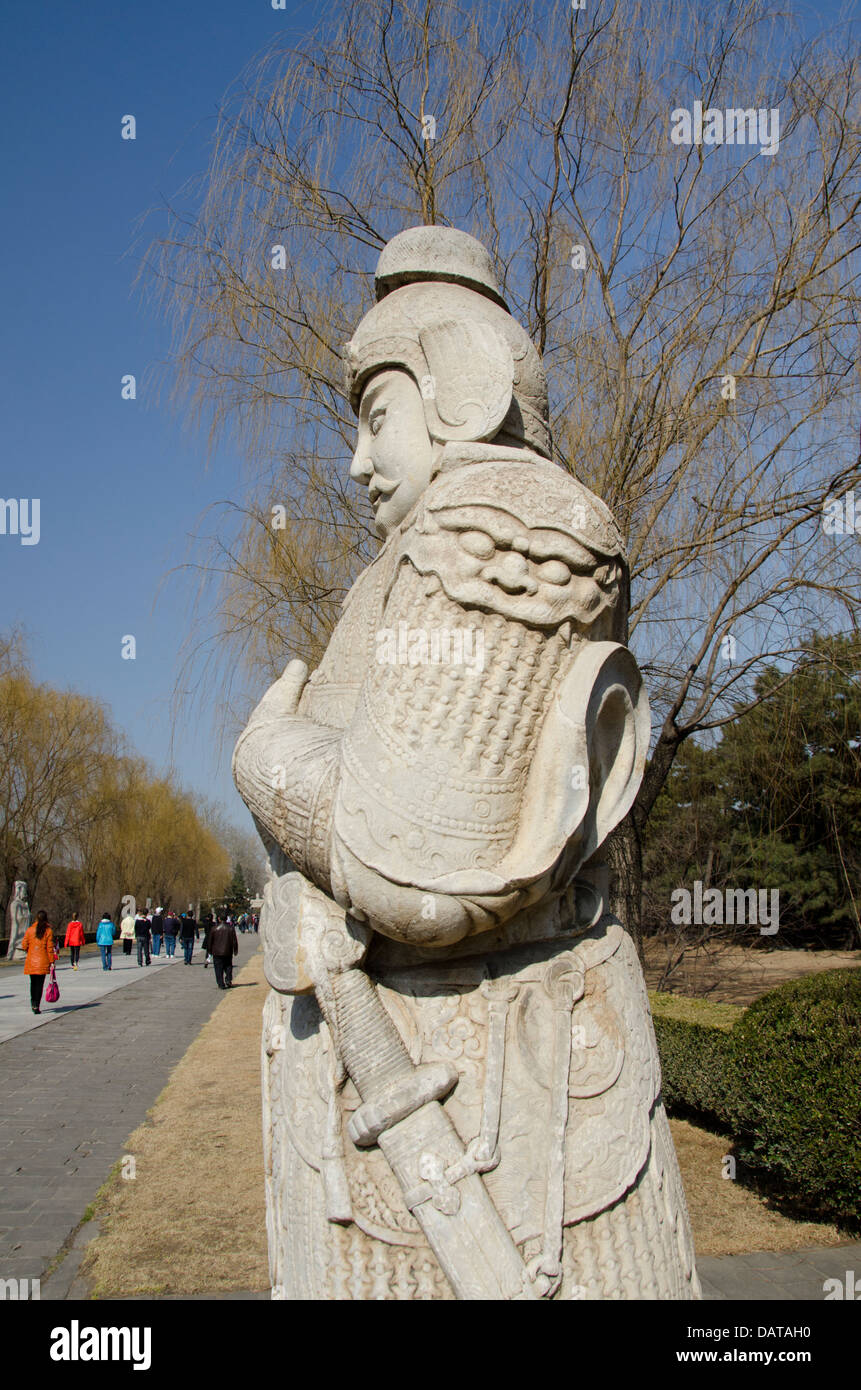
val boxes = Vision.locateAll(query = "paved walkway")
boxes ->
[0,946,176,1044]
[0,946,241,1285]
[697,1244,861,1301]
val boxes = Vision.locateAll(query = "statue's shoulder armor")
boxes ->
[399,454,625,630]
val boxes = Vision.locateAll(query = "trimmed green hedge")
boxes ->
[649,991,742,1126]
[727,969,861,1227]
[651,1014,735,1127]
[650,969,861,1229]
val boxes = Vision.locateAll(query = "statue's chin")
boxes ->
[374,498,403,538]
[375,492,426,540]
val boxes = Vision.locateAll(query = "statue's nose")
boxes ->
[480,551,538,595]
[350,450,372,483]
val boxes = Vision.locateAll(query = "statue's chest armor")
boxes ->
[298,557,389,730]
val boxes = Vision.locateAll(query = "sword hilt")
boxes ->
[330,967,457,1147]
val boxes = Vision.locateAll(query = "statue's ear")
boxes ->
[418,319,513,442]
[498,642,650,886]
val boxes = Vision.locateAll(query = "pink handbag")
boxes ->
[45,964,60,1004]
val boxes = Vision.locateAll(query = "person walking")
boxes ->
[119,910,136,956]
[163,909,180,958]
[64,915,85,969]
[179,913,196,965]
[21,910,58,1014]
[208,915,238,990]
[201,913,214,968]
[151,907,164,957]
[95,912,116,970]
[134,910,152,966]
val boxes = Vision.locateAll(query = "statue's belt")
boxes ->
[264,873,611,1299]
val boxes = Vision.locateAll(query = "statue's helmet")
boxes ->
[344,226,551,458]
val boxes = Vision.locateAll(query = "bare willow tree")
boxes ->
[198,796,268,895]
[147,0,861,933]
[68,758,128,931]
[0,638,233,928]
[0,671,118,918]
[88,760,231,917]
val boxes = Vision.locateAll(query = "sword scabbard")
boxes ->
[269,872,546,1300]
[328,963,542,1300]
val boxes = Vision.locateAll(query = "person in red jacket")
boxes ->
[64,915,85,969]
[21,911,58,1014]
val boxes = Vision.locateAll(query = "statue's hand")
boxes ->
[247,658,309,725]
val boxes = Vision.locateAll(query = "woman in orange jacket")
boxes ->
[21,910,58,1014]
[64,915,85,969]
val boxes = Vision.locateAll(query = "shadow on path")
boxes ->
[47,1002,102,1016]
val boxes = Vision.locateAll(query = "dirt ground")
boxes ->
[644,938,861,1005]
[81,950,269,1297]
[670,1117,845,1257]
[79,946,849,1296]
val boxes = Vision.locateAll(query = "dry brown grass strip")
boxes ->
[82,951,269,1297]
[670,1117,847,1257]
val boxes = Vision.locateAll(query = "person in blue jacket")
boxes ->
[95,913,116,970]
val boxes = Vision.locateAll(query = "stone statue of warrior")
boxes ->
[6,880,30,960]
[233,226,700,1300]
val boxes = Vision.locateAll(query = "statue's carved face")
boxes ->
[350,369,436,538]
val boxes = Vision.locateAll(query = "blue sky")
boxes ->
[0,0,854,834]
[1,0,324,828]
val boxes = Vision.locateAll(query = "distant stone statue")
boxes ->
[233,226,700,1300]
[6,880,30,960]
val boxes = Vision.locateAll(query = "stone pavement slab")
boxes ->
[697,1243,861,1301]
[0,947,176,1044]
[0,947,245,1284]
